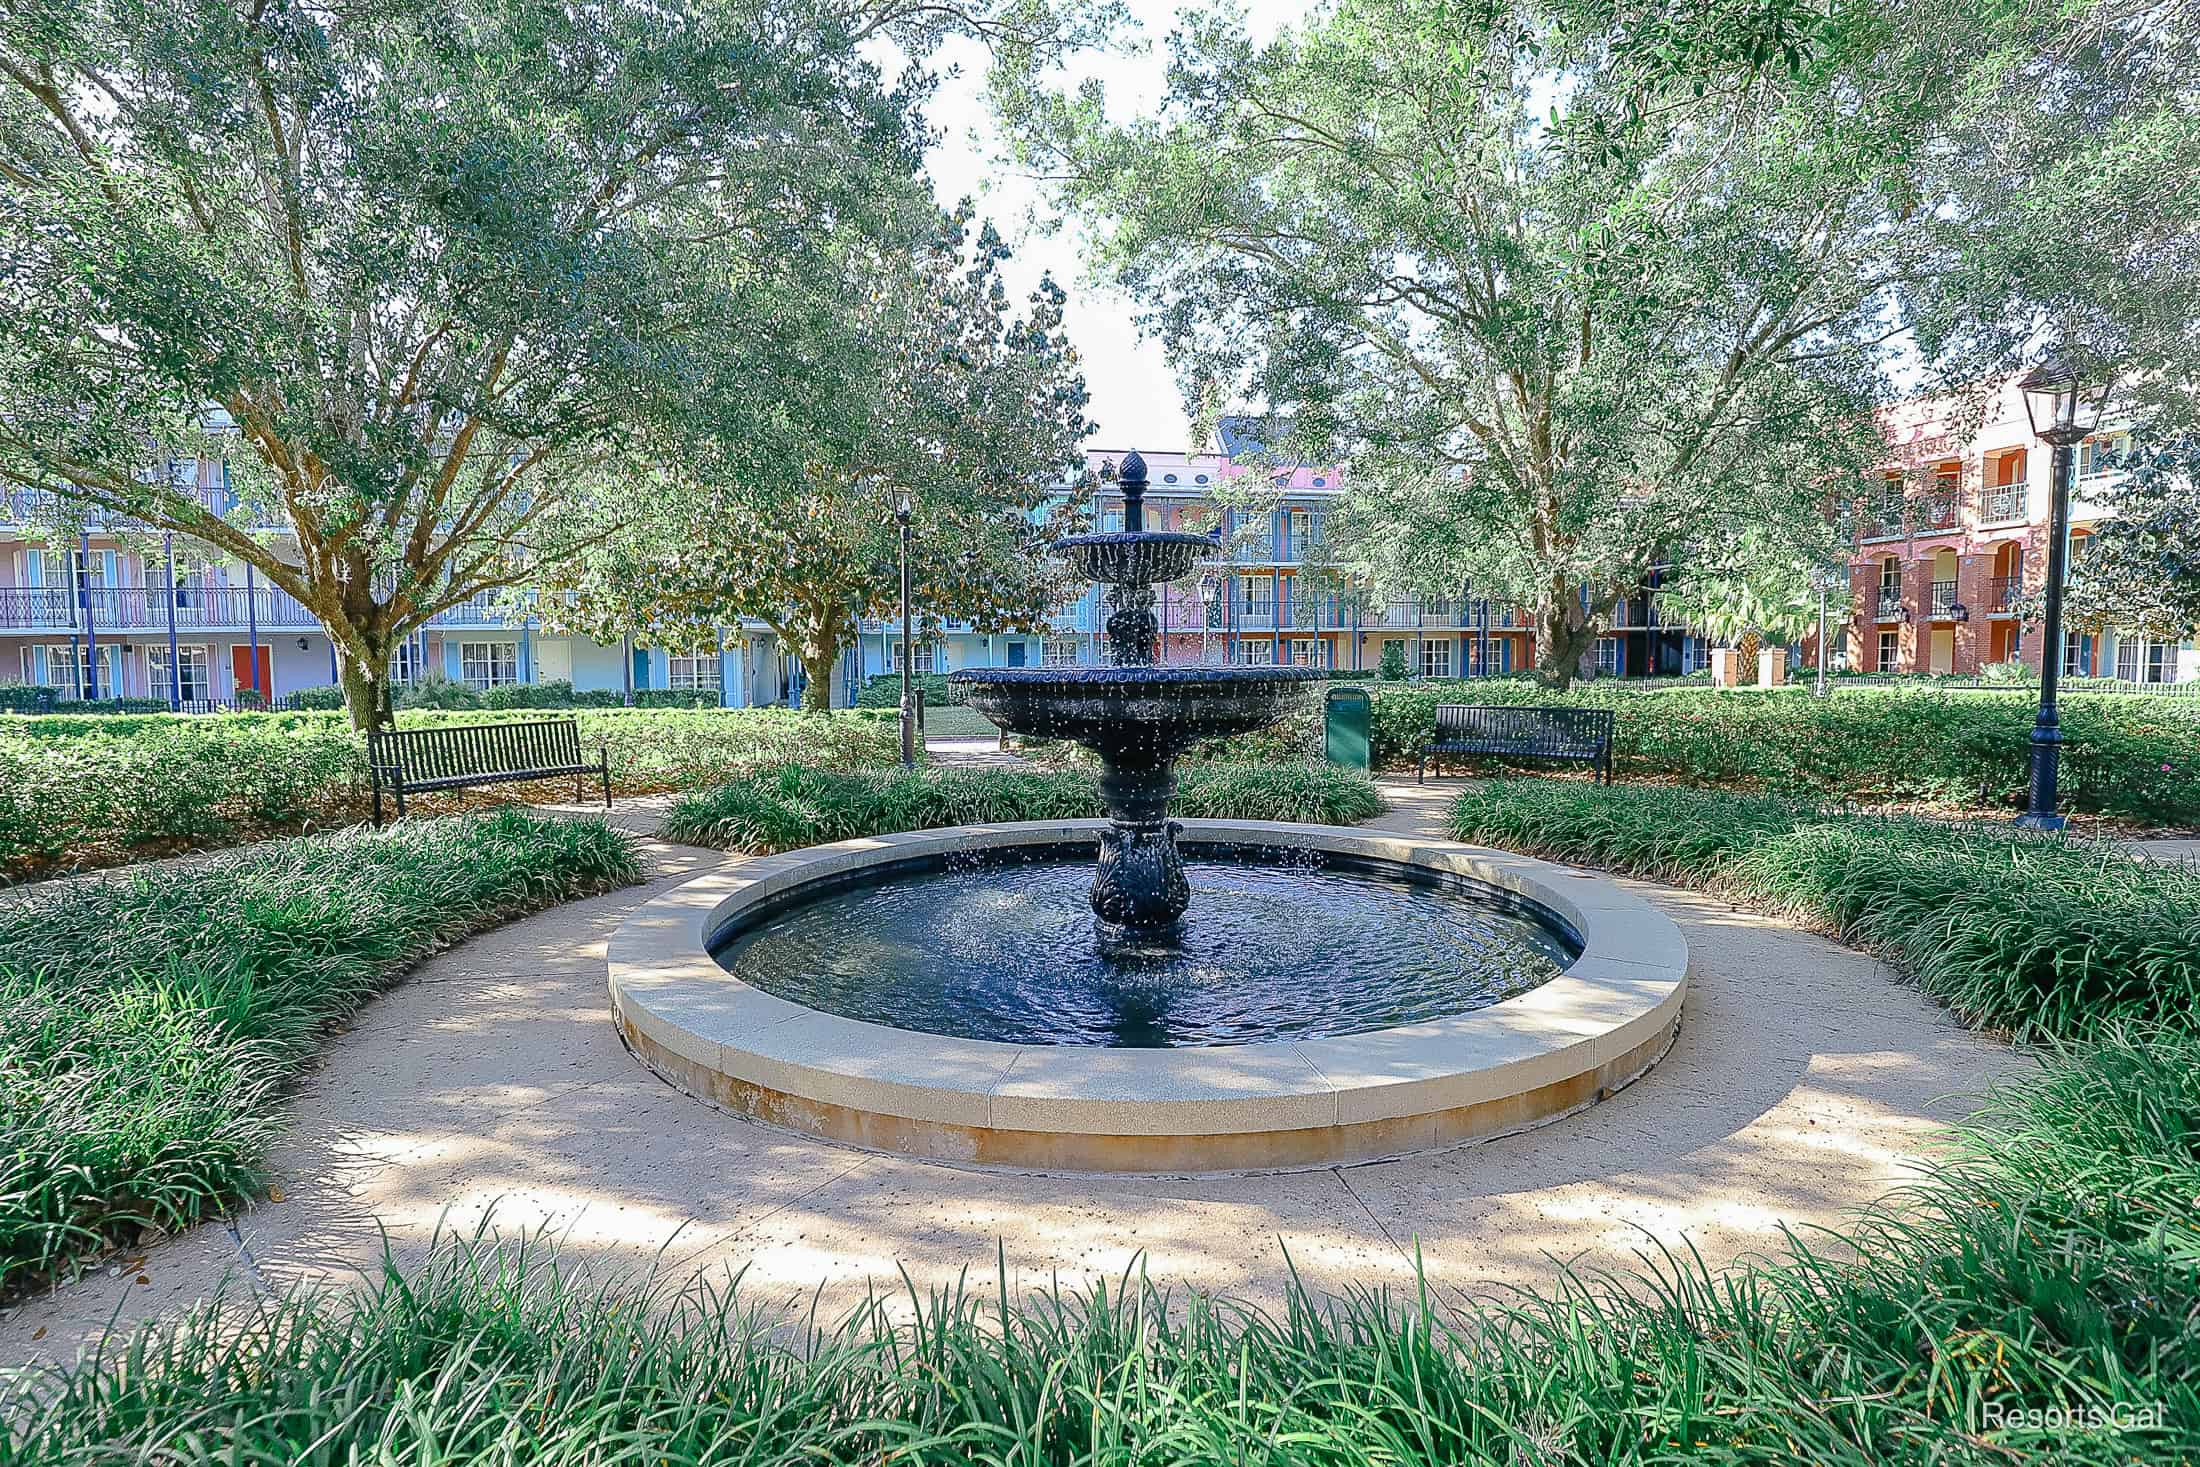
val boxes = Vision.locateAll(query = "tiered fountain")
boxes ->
[951,449,1324,931]
[607,443,1687,1172]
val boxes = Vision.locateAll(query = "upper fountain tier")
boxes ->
[1051,449,1216,587]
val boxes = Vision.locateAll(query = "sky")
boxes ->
[908,2,1320,454]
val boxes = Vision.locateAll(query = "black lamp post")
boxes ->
[1198,572,1219,666]
[2014,353,2114,831]
[1811,562,1840,698]
[896,493,915,769]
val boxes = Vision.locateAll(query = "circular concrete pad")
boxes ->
[608,820,1687,1173]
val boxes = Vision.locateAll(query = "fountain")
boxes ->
[950,448,1323,930]
[605,443,1688,1172]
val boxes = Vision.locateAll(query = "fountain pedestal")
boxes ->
[955,448,1320,932]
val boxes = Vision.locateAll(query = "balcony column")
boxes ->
[163,532,181,708]
[76,530,99,700]
[244,563,263,699]
[1275,572,1287,663]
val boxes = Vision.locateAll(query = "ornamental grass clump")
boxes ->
[658,762,1386,852]
[10,1026,2193,1462]
[1450,779,2200,1040]
[0,811,639,1294]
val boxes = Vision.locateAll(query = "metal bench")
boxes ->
[1418,704,1615,784]
[368,717,610,825]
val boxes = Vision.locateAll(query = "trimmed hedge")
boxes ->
[1449,779,2200,1040]
[660,762,1387,852]
[0,812,640,1292]
[1218,681,2200,821]
[12,1023,2195,1461]
[854,671,971,708]
[0,709,901,882]
[0,721,368,880]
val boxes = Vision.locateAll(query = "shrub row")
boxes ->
[1217,681,2200,821]
[0,709,901,881]
[855,670,971,708]
[1449,779,2200,1040]
[0,812,640,1293]
[0,721,369,880]
[11,1022,2192,1461]
[659,762,1387,852]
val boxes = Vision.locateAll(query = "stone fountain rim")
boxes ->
[607,820,1688,1174]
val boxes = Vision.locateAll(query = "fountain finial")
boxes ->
[1119,448,1147,532]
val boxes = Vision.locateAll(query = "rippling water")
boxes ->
[712,854,1574,1047]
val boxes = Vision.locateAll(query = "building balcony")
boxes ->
[1978,483,2027,524]
[1989,575,2018,613]
[1929,579,1959,615]
[1874,590,1906,621]
[0,586,519,636]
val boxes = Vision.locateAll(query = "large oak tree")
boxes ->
[538,206,1093,709]
[996,0,1963,685]
[0,0,1099,727]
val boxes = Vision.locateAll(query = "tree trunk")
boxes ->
[334,633,399,735]
[1533,597,1599,692]
[800,648,837,711]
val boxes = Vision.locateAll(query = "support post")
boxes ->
[2018,436,2077,830]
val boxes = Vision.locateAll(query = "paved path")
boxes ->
[0,777,2024,1363]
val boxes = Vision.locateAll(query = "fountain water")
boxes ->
[952,449,1323,930]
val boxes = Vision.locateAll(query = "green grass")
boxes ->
[1216,681,2200,822]
[0,811,640,1293]
[658,762,1388,852]
[1449,779,2200,1041]
[9,1024,2192,1463]
[0,707,898,881]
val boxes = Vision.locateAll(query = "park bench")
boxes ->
[368,717,610,825]
[1418,704,1616,785]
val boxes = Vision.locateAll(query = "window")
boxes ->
[1234,639,1275,665]
[1878,558,1902,595]
[2079,433,2130,480]
[2063,631,2093,677]
[1876,630,1899,673]
[1420,639,1452,679]
[146,644,209,703]
[2147,642,2178,684]
[1286,509,1313,556]
[30,643,118,697]
[2116,635,2141,684]
[667,652,717,692]
[1238,573,1275,621]
[1099,509,1124,533]
[392,638,423,686]
[889,639,938,674]
[1287,637,1324,667]
[459,641,518,690]
[1596,638,1622,675]
[1042,637,1080,667]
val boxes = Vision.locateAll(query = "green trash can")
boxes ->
[1324,685,1371,771]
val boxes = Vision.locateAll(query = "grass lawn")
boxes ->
[0,811,640,1294]
[1447,779,2200,1040]
[7,1024,2191,1461]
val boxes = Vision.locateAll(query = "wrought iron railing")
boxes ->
[1979,483,2027,522]
[1874,590,1905,619]
[0,586,516,633]
[1989,575,2018,612]
[1930,579,1958,614]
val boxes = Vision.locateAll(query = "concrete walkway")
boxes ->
[0,778,2024,1363]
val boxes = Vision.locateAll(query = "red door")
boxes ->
[232,644,272,700]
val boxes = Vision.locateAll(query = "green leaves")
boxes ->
[1000,0,1903,685]
[0,810,640,1291]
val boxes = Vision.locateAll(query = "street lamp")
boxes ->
[1810,562,1841,698]
[895,492,915,770]
[2014,352,2115,831]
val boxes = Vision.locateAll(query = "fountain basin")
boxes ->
[955,665,1324,754]
[608,821,1688,1174]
